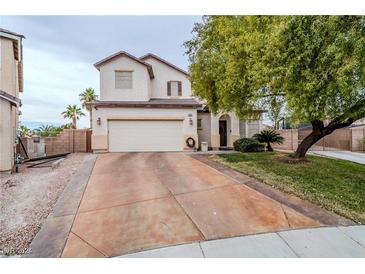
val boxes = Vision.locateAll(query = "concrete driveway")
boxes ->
[61,153,322,257]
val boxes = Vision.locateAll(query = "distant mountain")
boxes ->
[20,121,63,130]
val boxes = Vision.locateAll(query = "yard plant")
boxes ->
[253,129,284,152]
[185,16,365,158]
[32,124,71,137]
[233,138,265,152]
[61,104,85,129]
[79,87,98,128]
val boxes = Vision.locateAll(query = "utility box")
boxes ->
[201,142,208,152]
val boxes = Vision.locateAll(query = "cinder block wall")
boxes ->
[271,129,298,151]
[44,129,91,155]
[272,126,365,152]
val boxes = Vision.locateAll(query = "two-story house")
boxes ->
[90,50,262,152]
[0,28,24,173]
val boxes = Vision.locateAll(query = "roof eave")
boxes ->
[0,90,19,106]
[140,53,190,77]
[88,100,201,109]
[94,51,154,79]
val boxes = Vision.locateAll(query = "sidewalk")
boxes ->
[310,151,365,165]
[119,225,365,258]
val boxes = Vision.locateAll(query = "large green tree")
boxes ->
[79,87,98,128]
[185,16,365,158]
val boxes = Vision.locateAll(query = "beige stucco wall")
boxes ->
[143,57,192,98]
[197,111,262,149]
[99,57,151,101]
[0,35,21,172]
[197,112,211,147]
[0,37,18,96]
[91,107,198,151]
[239,119,262,138]
[210,112,240,148]
[0,99,15,172]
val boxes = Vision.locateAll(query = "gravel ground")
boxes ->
[0,153,87,256]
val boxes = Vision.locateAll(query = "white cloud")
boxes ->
[19,47,99,127]
[0,16,201,128]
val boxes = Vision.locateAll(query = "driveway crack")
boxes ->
[71,232,109,258]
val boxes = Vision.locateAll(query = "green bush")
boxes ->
[233,138,266,152]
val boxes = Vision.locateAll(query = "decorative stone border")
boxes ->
[23,154,97,258]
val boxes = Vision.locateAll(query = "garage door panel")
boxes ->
[108,120,183,152]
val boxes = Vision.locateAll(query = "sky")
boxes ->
[0,16,202,128]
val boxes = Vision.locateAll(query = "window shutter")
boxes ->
[167,81,171,96]
[178,81,182,96]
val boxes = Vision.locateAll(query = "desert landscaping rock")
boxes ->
[0,153,87,256]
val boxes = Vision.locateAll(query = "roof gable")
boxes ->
[140,53,190,77]
[94,51,154,79]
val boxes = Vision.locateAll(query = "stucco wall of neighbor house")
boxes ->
[91,107,198,151]
[0,35,21,173]
[143,57,191,98]
[0,99,13,172]
[197,112,211,147]
[0,37,17,96]
[99,56,151,101]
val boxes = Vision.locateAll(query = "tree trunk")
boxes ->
[293,118,354,158]
[267,142,273,151]
[294,131,323,158]
[89,110,92,129]
[72,117,77,129]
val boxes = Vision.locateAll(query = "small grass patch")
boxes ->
[213,152,365,223]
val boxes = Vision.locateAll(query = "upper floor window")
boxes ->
[115,71,133,89]
[167,81,182,96]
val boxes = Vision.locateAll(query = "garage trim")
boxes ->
[107,119,184,152]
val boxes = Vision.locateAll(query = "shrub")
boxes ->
[253,129,284,152]
[233,138,266,152]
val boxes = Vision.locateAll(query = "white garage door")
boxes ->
[108,120,183,152]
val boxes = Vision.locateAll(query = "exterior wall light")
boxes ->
[97,117,101,126]
[188,113,193,125]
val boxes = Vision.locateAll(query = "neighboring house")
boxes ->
[0,28,24,173]
[90,50,263,152]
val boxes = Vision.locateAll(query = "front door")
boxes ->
[219,120,227,146]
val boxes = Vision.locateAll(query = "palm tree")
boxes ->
[254,129,284,152]
[79,87,98,128]
[61,105,85,129]
[19,124,31,137]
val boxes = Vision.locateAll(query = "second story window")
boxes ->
[167,81,182,96]
[115,71,133,89]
